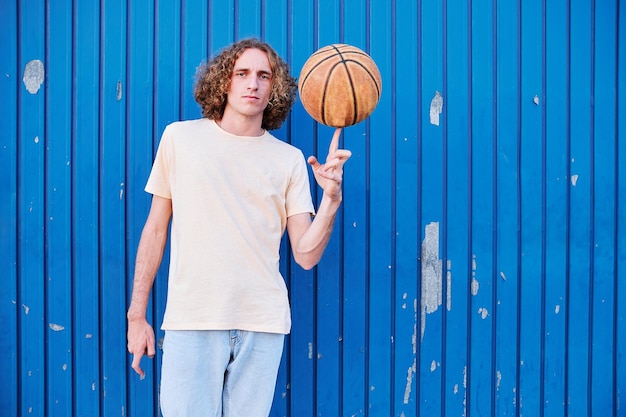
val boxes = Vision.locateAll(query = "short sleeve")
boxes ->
[285,151,315,217]
[145,126,173,199]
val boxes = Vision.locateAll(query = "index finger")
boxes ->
[329,128,342,155]
[131,351,145,378]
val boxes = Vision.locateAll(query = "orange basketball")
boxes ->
[298,44,382,127]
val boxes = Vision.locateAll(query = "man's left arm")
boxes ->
[287,128,351,270]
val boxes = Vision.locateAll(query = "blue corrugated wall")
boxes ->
[1,0,624,416]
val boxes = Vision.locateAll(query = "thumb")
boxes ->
[307,155,320,169]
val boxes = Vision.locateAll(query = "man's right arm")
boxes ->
[127,195,172,378]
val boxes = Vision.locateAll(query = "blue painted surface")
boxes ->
[1,0,624,416]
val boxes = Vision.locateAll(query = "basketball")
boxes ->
[298,44,382,128]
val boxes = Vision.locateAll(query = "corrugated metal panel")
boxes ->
[0,0,624,416]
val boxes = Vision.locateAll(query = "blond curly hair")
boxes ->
[194,38,297,131]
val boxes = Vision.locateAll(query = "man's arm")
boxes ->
[287,128,351,270]
[127,195,172,378]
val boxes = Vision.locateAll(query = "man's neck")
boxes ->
[217,111,264,137]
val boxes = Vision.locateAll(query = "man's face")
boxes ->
[225,48,273,119]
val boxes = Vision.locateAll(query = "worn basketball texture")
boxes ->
[298,44,382,127]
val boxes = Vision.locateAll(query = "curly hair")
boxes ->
[193,38,297,131]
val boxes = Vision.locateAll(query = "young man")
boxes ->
[126,38,351,417]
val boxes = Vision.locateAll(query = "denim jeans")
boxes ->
[159,330,285,417]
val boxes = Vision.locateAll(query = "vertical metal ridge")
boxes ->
[233,0,239,40]
[539,0,549,412]
[563,0,572,414]
[15,0,23,413]
[587,0,596,414]
[178,0,185,120]
[339,0,344,42]
[490,0,499,414]
[390,0,398,413]
[97,1,106,414]
[124,0,133,412]
[69,0,78,413]
[364,0,372,412]
[465,0,473,413]
[150,2,164,412]
[612,1,621,415]
[207,0,213,59]
[313,0,318,49]
[441,0,449,413]
[515,0,523,413]
[43,0,51,413]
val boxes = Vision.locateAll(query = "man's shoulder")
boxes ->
[264,133,305,157]
[165,118,208,132]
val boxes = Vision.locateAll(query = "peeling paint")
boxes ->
[49,323,64,331]
[22,304,30,314]
[308,342,313,359]
[403,360,416,404]
[411,299,418,354]
[463,366,467,388]
[533,95,540,105]
[120,182,125,200]
[478,307,489,319]
[496,370,502,390]
[471,278,479,296]
[555,304,560,314]
[500,271,507,281]
[23,59,45,94]
[420,222,442,341]
[116,81,123,101]
[446,260,452,311]
[430,360,437,372]
[429,91,443,126]
[571,174,579,186]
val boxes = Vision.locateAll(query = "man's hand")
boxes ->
[127,316,156,379]
[307,128,352,200]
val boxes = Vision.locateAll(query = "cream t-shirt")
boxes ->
[146,118,314,334]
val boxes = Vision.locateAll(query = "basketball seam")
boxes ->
[331,45,358,126]
[320,61,358,126]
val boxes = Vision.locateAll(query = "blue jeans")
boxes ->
[159,330,285,417]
